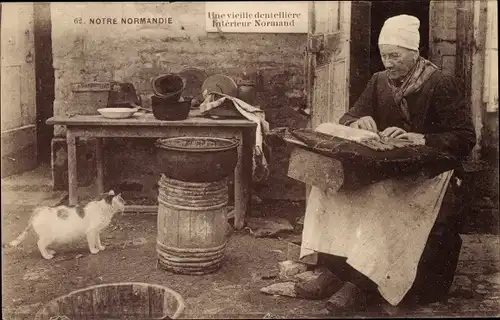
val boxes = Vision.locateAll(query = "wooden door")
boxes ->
[305,1,352,130]
[455,0,487,160]
[1,3,37,177]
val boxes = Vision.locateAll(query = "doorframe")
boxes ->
[349,1,372,109]
[0,3,2,115]
[34,2,54,163]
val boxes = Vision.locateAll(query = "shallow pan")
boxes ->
[97,107,138,119]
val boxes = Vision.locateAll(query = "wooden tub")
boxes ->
[34,282,185,320]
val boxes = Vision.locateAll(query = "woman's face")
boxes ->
[379,44,419,82]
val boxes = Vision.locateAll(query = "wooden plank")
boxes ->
[311,66,330,129]
[72,291,90,319]
[484,0,498,112]
[233,130,245,230]
[0,5,38,177]
[1,3,37,135]
[212,207,227,245]
[329,60,348,123]
[305,2,316,117]
[469,0,487,159]
[177,207,191,248]
[456,0,473,84]
[308,1,315,34]
[148,286,165,318]
[235,128,253,230]
[117,284,134,316]
[314,1,329,33]
[162,201,180,247]
[456,0,484,160]
[20,57,37,128]
[156,203,164,245]
[330,1,339,32]
[338,0,351,33]
[82,289,94,319]
[0,66,22,131]
[157,201,165,245]
[1,4,24,66]
[46,113,256,127]
[92,286,109,318]
[1,124,37,178]
[108,285,123,318]
[95,138,104,195]
[60,126,242,139]
[324,32,345,60]
[190,208,208,247]
[287,146,344,193]
[67,132,78,205]
[131,283,150,317]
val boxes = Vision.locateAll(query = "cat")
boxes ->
[9,190,125,260]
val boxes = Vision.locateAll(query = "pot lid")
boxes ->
[201,74,238,98]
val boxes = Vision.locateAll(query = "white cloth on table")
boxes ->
[200,92,270,182]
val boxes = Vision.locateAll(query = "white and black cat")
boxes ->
[9,190,125,260]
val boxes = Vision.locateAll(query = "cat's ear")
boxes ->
[108,190,115,196]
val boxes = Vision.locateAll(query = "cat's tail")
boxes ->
[8,224,31,247]
[8,208,38,247]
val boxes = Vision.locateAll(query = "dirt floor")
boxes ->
[1,165,500,319]
[2,200,500,319]
[2,203,326,319]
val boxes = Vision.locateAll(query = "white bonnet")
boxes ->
[378,14,420,51]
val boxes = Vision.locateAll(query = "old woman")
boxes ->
[298,14,476,313]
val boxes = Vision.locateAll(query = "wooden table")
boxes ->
[46,111,256,230]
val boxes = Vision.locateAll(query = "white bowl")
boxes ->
[97,107,138,119]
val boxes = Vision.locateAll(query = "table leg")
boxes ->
[95,138,104,195]
[67,132,78,206]
[234,129,253,230]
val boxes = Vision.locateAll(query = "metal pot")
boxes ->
[151,96,190,121]
[156,137,239,182]
[238,79,257,105]
[152,73,185,102]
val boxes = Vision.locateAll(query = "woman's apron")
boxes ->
[300,169,453,306]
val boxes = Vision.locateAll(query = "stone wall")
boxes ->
[50,2,308,202]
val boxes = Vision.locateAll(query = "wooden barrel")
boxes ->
[157,174,229,275]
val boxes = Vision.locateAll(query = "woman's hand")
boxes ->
[399,132,426,145]
[349,116,378,133]
[380,126,406,138]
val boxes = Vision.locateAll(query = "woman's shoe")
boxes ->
[326,281,368,313]
[294,267,344,300]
